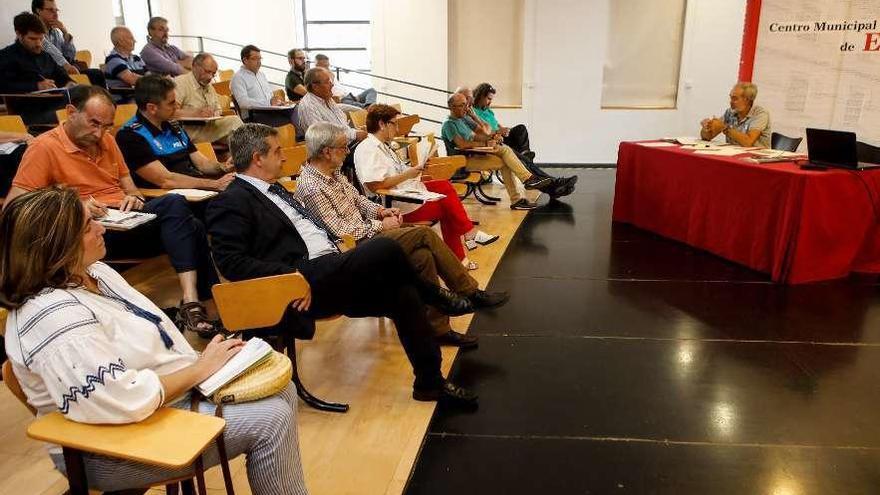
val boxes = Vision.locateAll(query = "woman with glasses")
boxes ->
[354,104,499,270]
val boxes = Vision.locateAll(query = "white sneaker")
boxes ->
[473,230,500,246]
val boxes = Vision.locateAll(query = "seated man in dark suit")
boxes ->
[206,123,478,406]
[0,12,73,124]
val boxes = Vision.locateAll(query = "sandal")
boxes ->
[463,260,479,271]
[176,301,222,338]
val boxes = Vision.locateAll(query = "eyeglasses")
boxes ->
[86,119,114,132]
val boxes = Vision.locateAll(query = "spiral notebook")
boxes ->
[96,209,156,230]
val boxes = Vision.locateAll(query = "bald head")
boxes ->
[448,92,468,118]
[455,86,474,105]
[192,53,218,86]
[448,92,466,108]
[110,26,135,54]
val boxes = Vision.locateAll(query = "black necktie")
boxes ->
[267,183,341,243]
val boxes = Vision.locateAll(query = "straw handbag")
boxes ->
[211,350,292,405]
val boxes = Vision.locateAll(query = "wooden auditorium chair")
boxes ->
[211,268,353,413]
[3,359,232,495]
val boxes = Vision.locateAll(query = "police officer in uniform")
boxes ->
[116,75,235,191]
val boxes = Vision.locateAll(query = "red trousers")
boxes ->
[403,180,473,260]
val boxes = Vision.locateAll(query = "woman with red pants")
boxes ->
[354,104,498,270]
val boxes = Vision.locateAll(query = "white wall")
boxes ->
[175,0,302,86]
[0,0,116,65]
[371,0,747,164]
[371,0,449,132]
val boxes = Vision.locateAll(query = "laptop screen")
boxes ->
[807,128,859,168]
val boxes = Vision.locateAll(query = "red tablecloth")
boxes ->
[612,142,880,283]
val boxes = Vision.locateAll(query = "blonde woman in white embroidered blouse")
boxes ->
[0,186,308,494]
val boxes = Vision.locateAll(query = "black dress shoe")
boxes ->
[421,284,474,316]
[413,380,479,408]
[469,290,510,309]
[549,176,577,198]
[435,330,479,348]
[522,175,554,190]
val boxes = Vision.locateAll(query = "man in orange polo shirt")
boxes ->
[6,85,221,336]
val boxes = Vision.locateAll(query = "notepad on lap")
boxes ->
[197,338,274,397]
[96,209,157,230]
[0,142,24,155]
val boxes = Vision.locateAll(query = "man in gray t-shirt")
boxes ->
[700,82,772,148]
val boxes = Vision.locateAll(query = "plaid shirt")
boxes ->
[293,163,383,240]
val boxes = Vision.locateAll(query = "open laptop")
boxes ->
[806,128,880,170]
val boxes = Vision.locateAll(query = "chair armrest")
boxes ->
[139,188,170,198]
[212,272,311,331]
[27,409,225,469]
[423,158,463,181]
[139,188,217,202]
[392,137,420,146]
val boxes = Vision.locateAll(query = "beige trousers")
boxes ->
[183,115,244,144]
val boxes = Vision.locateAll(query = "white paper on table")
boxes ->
[663,136,715,146]
[750,149,805,158]
[692,148,753,156]
[637,141,677,148]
